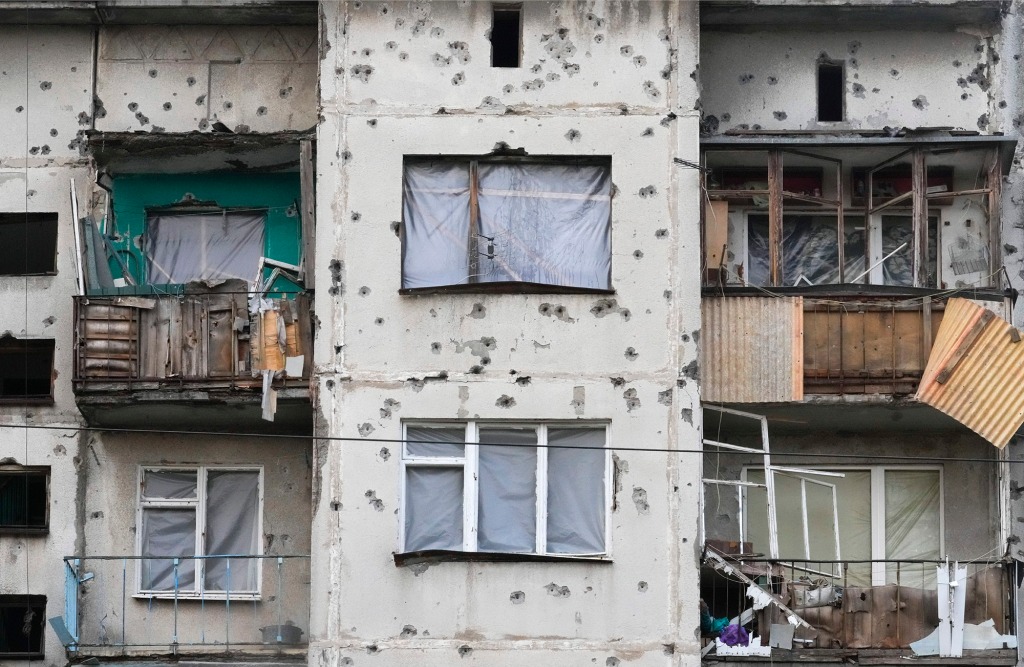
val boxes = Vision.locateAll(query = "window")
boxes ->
[402,158,612,291]
[0,468,48,533]
[491,5,521,68]
[0,213,57,276]
[0,596,45,660]
[746,467,942,585]
[137,466,262,598]
[0,338,54,402]
[144,209,266,284]
[817,61,844,122]
[400,422,609,556]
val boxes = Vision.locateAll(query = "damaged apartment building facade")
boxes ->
[2,1,1024,667]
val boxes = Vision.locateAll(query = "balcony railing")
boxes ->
[72,292,311,392]
[701,554,1015,660]
[54,555,310,657]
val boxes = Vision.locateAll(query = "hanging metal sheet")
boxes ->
[701,296,804,403]
[916,297,1024,448]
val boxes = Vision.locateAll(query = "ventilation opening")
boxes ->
[0,338,55,402]
[0,213,58,276]
[0,595,45,660]
[491,5,521,68]
[0,469,49,533]
[817,61,845,122]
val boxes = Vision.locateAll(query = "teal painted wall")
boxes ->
[107,173,302,290]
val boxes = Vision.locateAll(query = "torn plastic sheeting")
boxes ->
[144,212,265,285]
[910,619,1017,655]
[747,583,775,611]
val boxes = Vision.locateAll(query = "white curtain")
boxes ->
[478,428,537,553]
[477,163,611,289]
[145,211,265,285]
[204,470,260,591]
[402,163,471,288]
[546,429,605,554]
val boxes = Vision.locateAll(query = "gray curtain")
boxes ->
[144,212,265,284]
[402,163,471,288]
[478,428,537,553]
[204,470,260,591]
[547,429,606,554]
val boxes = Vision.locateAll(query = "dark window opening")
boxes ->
[491,5,521,68]
[0,214,58,276]
[0,339,54,402]
[0,596,45,659]
[817,61,844,122]
[0,469,49,533]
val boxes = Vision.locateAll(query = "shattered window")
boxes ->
[402,159,612,291]
[0,338,54,402]
[0,469,48,533]
[747,214,865,286]
[401,423,608,556]
[138,467,261,596]
[0,595,45,659]
[746,467,941,586]
[144,210,266,285]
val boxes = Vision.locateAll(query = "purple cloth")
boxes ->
[720,624,750,647]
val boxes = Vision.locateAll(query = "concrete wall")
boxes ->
[312,1,703,665]
[0,24,92,667]
[96,24,317,133]
[77,433,312,650]
[700,30,995,133]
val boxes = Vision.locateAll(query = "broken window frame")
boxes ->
[134,465,264,600]
[0,595,45,660]
[742,464,944,586]
[701,145,1003,289]
[0,213,58,277]
[400,155,614,294]
[398,421,612,558]
[0,338,55,404]
[0,467,49,535]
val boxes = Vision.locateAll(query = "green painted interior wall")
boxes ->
[106,173,302,291]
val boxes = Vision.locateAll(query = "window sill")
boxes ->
[0,527,48,536]
[0,397,54,406]
[393,549,612,567]
[133,592,261,602]
[400,282,615,296]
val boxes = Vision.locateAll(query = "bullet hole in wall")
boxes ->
[624,347,638,361]
[510,590,525,604]
[545,583,570,597]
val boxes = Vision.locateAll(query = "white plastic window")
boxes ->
[137,466,262,598]
[745,466,942,586]
[402,160,612,290]
[400,422,610,556]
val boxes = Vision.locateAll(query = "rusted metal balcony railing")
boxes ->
[55,555,310,658]
[72,292,312,393]
[701,556,1014,654]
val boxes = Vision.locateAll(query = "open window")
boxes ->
[817,60,844,122]
[402,157,612,292]
[400,422,609,557]
[0,338,54,403]
[137,466,262,598]
[0,213,57,276]
[491,4,522,68]
[0,467,48,534]
[0,596,45,660]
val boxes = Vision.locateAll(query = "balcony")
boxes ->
[52,555,310,660]
[72,290,312,433]
[700,550,1016,665]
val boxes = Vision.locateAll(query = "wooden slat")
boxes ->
[299,138,316,284]
[768,150,783,286]
[912,149,928,287]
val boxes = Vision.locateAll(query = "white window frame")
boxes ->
[742,464,944,586]
[398,421,612,558]
[135,465,264,600]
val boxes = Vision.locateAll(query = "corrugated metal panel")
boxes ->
[916,297,1024,448]
[701,296,803,403]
